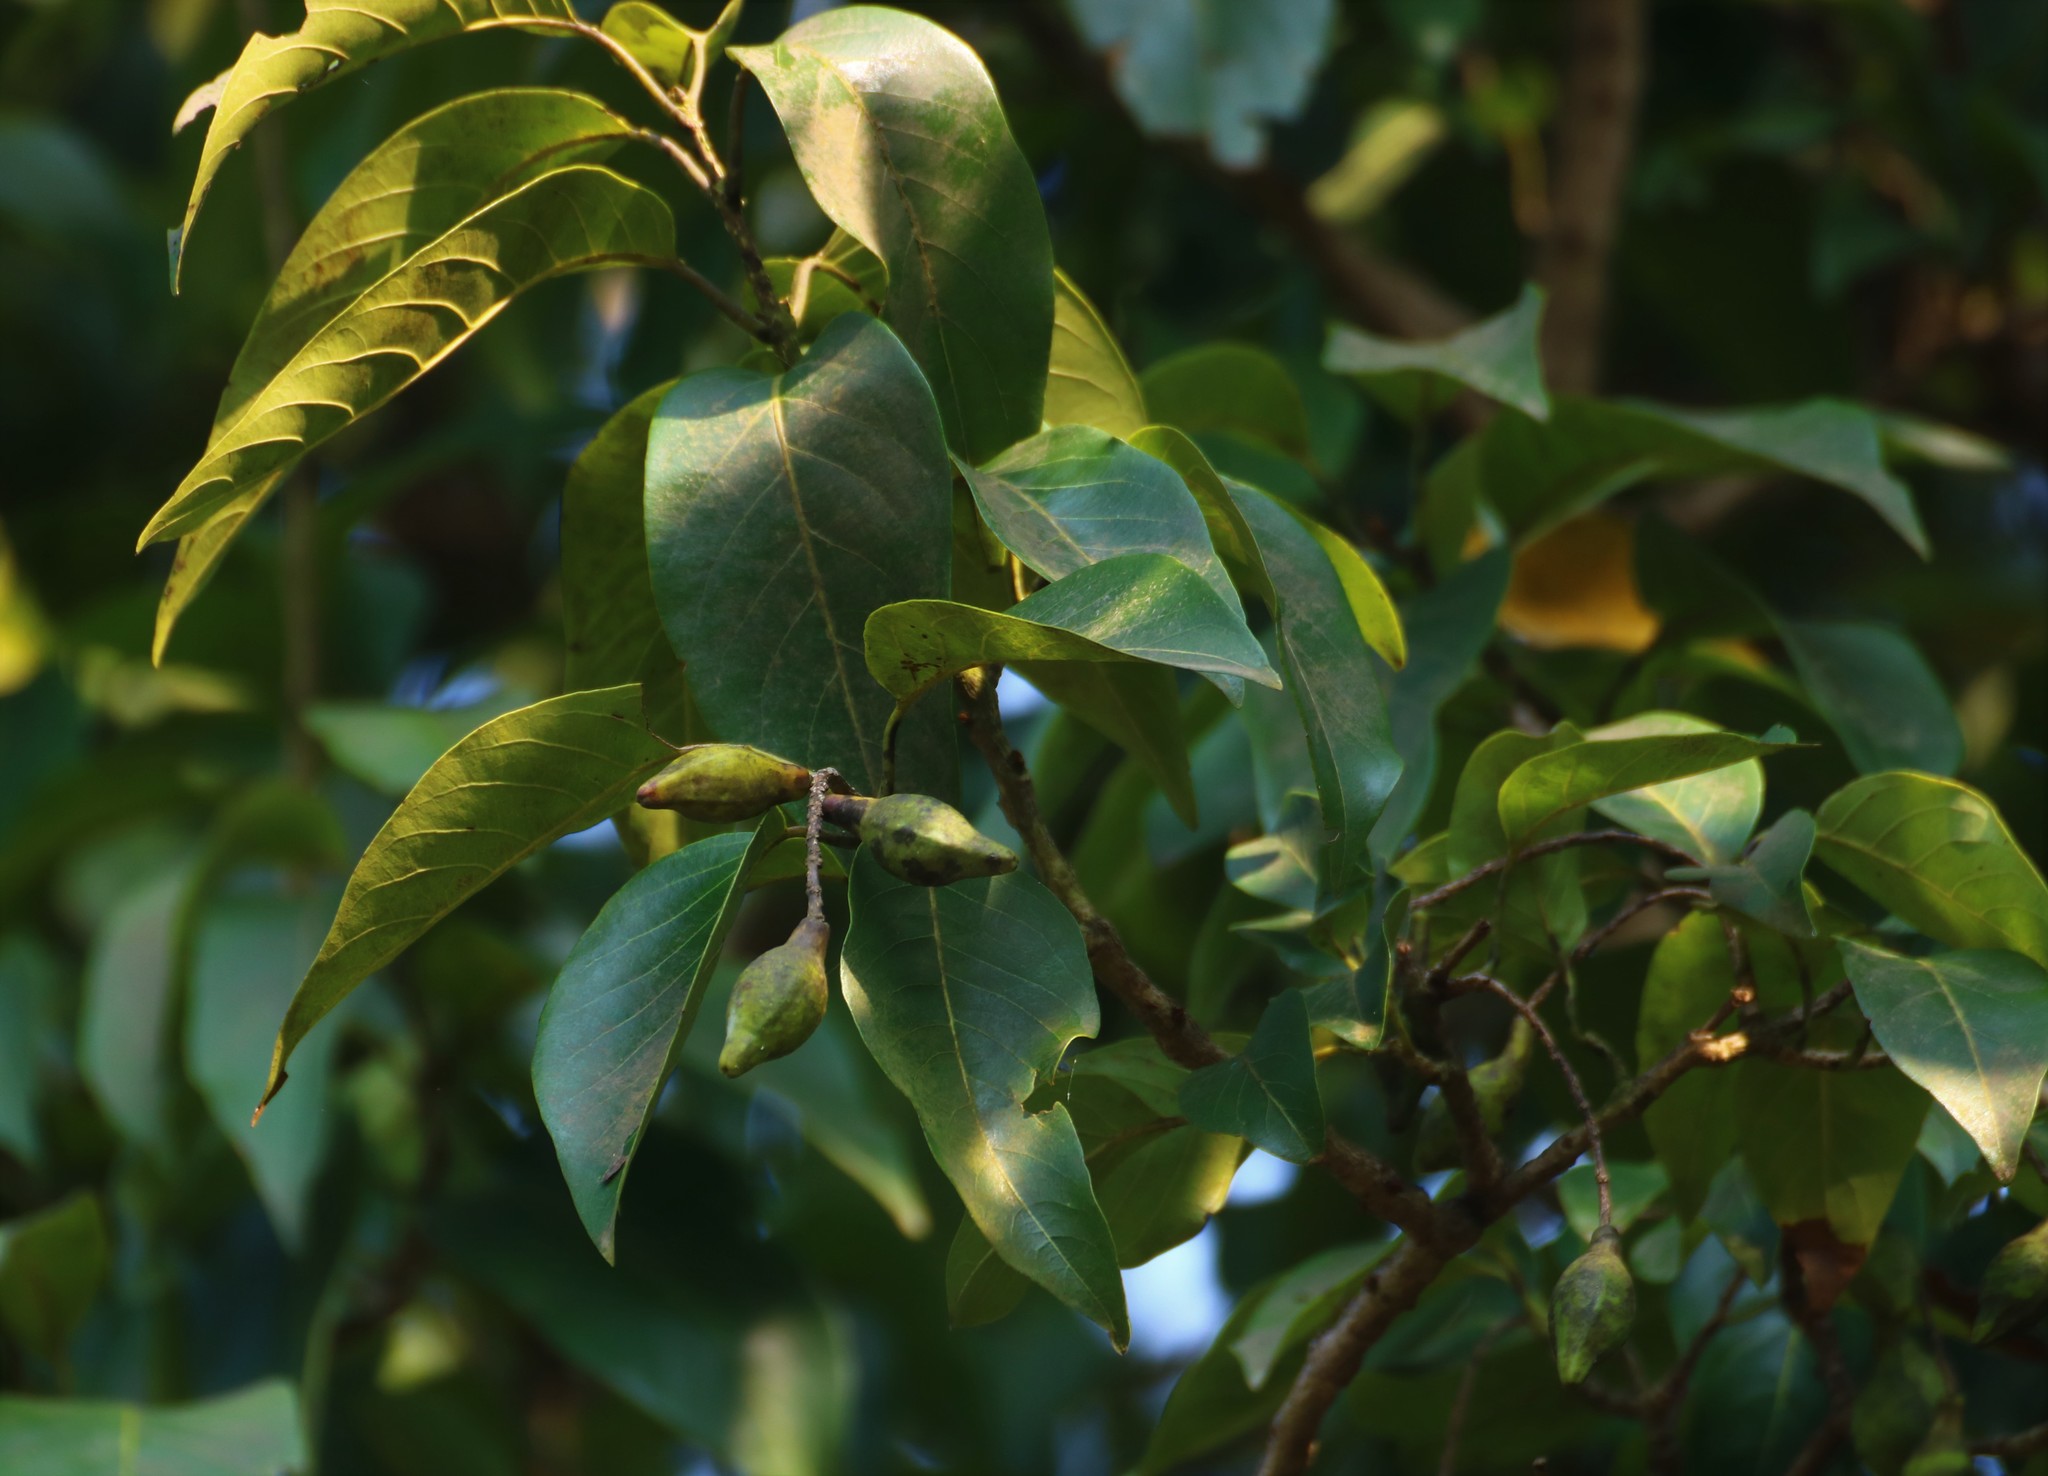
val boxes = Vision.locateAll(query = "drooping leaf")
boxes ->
[1067,0,1337,169]
[1047,269,1147,438]
[1229,482,1402,895]
[1142,344,1314,464]
[840,849,1128,1348]
[1668,809,1817,937]
[168,0,578,287]
[864,553,1280,702]
[1179,989,1324,1162]
[1497,723,1797,851]
[0,1193,107,1365]
[185,888,342,1251]
[0,1382,306,1476]
[534,821,780,1262]
[733,8,1054,461]
[1814,772,2048,968]
[144,165,675,547]
[1324,282,1550,421]
[259,686,674,1113]
[1639,914,1739,1221]
[1779,621,1962,777]
[1584,712,1765,864]
[645,312,953,795]
[1840,940,2048,1181]
[1090,1122,1244,1267]
[564,381,673,699]
[1289,508,1406,669]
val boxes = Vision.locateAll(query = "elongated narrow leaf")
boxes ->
[840,849,1128,1347]
[1047,269,1147,437]
[1780,620,1962,777]
[1230,482,1402,894]
[564,381,673,697]
[260,686,674,1113]
[866,554,1278,702]
[1498,725,1797,850]
[1841,940,2048,1180]
[1668,809,1816,937]
[144,166,674,548]
[534,821,779,1262]
[1815,772,2048,968]
[1584,712,1764,865]
[646,312,952,795]
[1325,282,1550,421]
[733,8,1053,461]
[0,1193,106,1365]
[151,469,283,665]
[0,1382,305,1476]
[1179,989,1324,1162]
[170,0,575,285]
[964,425,1238,614]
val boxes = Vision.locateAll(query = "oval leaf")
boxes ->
[1780,620,1962,777]
[1585,711,1764,864]
[1178,989,1325,1163]
[1324,282,1551,422]
[1498,725,1798,851]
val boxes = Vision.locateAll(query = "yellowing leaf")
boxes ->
[1497,513,1660,653]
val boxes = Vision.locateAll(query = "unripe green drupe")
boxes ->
[1552,1225,1635,1385]
[637,743,811,822]
[719,916,829,1078]
[858,792,1017,887]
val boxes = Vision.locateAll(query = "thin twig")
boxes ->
[1975,1421,2048,1461]
[1410,831,1699,915]
[1470,977,1611,1226]
[723,69,750,211]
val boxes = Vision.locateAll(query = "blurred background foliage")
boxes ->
[0,0,2044,1472]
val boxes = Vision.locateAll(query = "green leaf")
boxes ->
[260,685,674,1113]
[1639,914,1738,1221]
[1015,662,1197,829]
[1447,726,1589,969]
[0,935,56,1166]
[733,8,1054,461]
[534,821,780,1262]
[759,229,888,339]
[0,1193,106,1365]
[1583,712,1765,864]
[1324,282,1551,421]
[1290,509,1407,669]
[1559,1161,1669,1242]
[79,862,195,1156]
[0,1382,305,1476]
[1230,482,1402,894]
[1498,724,1797,851]
[1091,1122,1244,1267]
[168,0,577,288]
[1047,269,1147,438]
[1668,809,1817,937]
[600,1,695,86]
[946,1217,1029,1327]
[1229,1241,1387,1390]
[1779,621,1962,777]
[185,888,343,1251]
[303,697,528,798]
[144,165,675,547]
[1738,1058,1928,1244]
[840,848,1128,1348]
[964,425,1239,616]
[645,313,953,795]
[1127,424,1272,602]
[1142,344,1313,464]
[1142,1267,1312,1473]
[1068,0,1336,169]
[864,553,1281,701]
[1814,772,2048,968]
[1178,989,1325,1162]
[564,381,673,698]
[1840,940,2048,1181]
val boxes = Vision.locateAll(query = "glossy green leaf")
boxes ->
[1179,989,1324,1162]
[1498,723,1796,851]
[1324,282,1550,421]
[185,888,342,1251]
[1068,0,1336,169]
[145,165,675,547]
[1738,1053,1928,1244]
[1128,423,1272,602]
[1584,712,1765,864]
[1047,269,1147,437]
[599,1,694,86]
[864,553,1280,702]
[260,685,674,1113]
[1230,482,1401,894]
[1142,344,1313,463]
[964,425,1239,615]
[840,848,1128,1348]
[0,1193,106,1365]
[1840,940,2048,1181]
[1668,808,1817,937]
[564,381,673,698]
[534,821,779,1262]
[0,1382,305,1476]
[1780,621,1962,777]
[1814,772,2048,968]
[1639,914,1738,1221]
[733,7,1053,461]
[168,0,576,288]
[1291,509,1406,669]
[646,312,953,794]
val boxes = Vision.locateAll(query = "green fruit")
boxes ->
[1551,1226,1635,1385]
[1974,1217,2048,1344]
[1414,1017,1534,1173]
[718,916,829,1078]
[858,793,1018,887]
[635,743,812,822]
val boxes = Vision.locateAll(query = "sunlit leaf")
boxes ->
[1668,808,1816,937]
[1585,712,1764,864]
[0,1382,305,1476]
[1498,723,1796,851]
[1047,269,1147,438]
